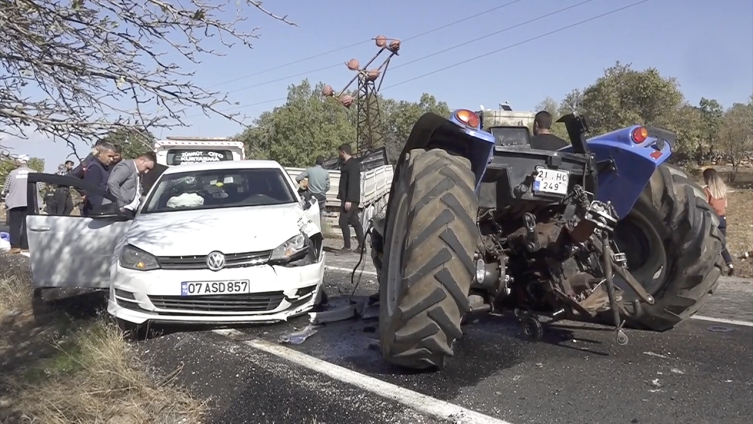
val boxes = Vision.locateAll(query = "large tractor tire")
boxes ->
[613,164,724,331]
[379,148,479,370]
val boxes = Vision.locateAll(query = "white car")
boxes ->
[26,160,326,329]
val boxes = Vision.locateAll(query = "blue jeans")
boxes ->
[718,215,733,265]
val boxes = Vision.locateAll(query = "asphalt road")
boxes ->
[134,251,753,424]
[3,250,753,423]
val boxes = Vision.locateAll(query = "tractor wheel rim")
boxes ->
[385,193,409,316]
[613,211,668,302]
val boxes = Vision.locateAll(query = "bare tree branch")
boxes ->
[0,0,295,151]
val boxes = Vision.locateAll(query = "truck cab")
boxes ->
[153,137,246,167]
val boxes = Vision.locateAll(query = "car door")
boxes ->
[25,173,132,290]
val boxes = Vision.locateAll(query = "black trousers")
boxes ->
[8,207,29,250]
[52,187,74,216]
[339,201,364,249]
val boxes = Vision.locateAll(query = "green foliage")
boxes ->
[576,61,685,135]
[238,80,355,167]
[27,158,45,172]
[99,128,155,159]
[237,81,451,166]
[0,157,45,187]
[381,93,451,161]
[552,61,717,165]
[236,62,751,173]
[719,98,753,181]
[533,96,570,141]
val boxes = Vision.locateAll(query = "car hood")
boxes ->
[125,203,306,257]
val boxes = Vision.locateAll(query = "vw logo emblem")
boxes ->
[206,251,226,271]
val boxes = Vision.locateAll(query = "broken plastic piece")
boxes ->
[309,303,358,324]
[279,325,318,344]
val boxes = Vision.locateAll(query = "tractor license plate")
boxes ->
[533,168,569,195]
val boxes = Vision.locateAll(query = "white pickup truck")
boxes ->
[285,148,394,235]
[153,137,245,167]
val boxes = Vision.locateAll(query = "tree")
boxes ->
[576,62,686,131]
[381,93,451,161]
[719,98,753,182]
[533,97,569,141]
[573,61,699,160]
[237,80,355,167]
[237,83,453,166]
[0,157,44,190]
[99,128,156,160]
[558,89,583,116]
[697,97,724,161]
[0,0,294,150]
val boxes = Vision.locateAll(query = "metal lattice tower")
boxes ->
[322,36,400,155]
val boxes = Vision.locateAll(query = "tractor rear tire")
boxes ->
[614,164,724,331]
[379,148,479,370]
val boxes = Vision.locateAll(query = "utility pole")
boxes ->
[322,36,400,155]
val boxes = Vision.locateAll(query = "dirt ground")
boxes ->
[703,166,753,278]
[0,254,206,424]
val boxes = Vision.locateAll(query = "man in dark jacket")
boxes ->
[82,142,117,216]
[68,139,107,180]
[336,143,364,252]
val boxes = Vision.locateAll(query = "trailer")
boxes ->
[285,147,394,237]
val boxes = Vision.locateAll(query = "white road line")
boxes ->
[690,315,753,327]
[213,328,513,424]
[325,265,378,276]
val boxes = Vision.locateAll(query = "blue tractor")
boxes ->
[369,110,724,370]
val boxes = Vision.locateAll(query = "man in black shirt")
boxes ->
[530,111,569,151]
[336,143,365,252]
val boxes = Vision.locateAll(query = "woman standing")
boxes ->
[703,168,734,276]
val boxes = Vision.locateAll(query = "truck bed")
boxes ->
[285,165,394,209]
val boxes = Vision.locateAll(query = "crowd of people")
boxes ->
[1,142,168,254]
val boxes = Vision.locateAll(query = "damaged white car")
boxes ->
[25,161,325,331]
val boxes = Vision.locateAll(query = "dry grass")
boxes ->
[0,271,206,424]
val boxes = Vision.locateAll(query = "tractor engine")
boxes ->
[474,184,623,321]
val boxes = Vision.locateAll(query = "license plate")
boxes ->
[180,280,249,296]
[533,168,569,195]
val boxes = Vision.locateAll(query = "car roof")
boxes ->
[161,160,284,175]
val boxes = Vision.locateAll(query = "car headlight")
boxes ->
[269,234,308,264]
[119,244,160,271]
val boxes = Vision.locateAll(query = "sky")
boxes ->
[2,0,752,172]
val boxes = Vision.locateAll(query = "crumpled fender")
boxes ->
[296,201,322,239]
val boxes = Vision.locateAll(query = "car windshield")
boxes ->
[141,167,297,214]
[166,149,234,165]
[490,127,531,147]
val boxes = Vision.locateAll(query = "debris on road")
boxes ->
[309,302,360,324]
[308,295,380,325]
[280,325,319,345]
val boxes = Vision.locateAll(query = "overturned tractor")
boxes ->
[369,110,724,370]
